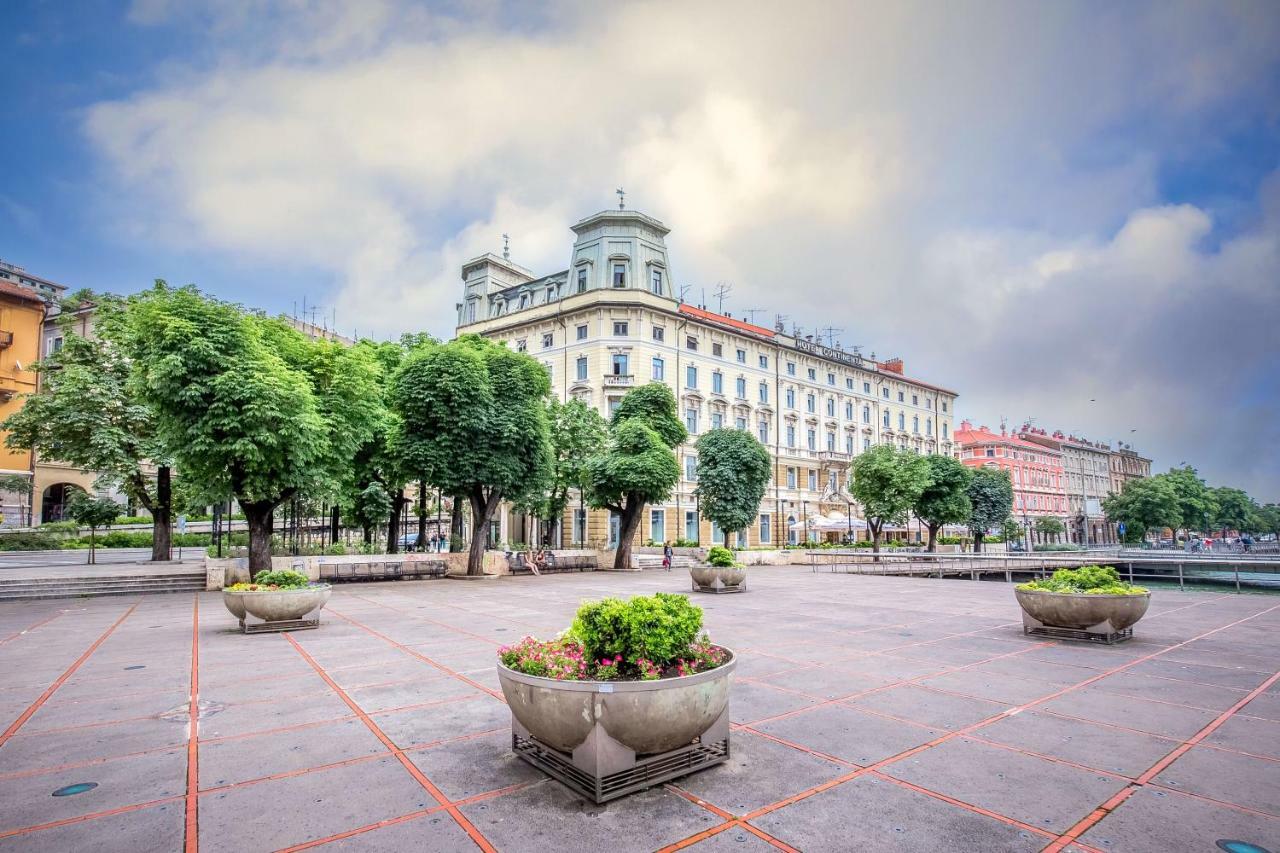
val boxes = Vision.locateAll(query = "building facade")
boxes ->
[0,280,49,526]
[1109,444,1151,497]
[455,206,958,550]
[1017,426,1114,545]
[954,421,1066,537]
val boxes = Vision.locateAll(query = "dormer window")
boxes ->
[519,293,528,309]
[576,268,588,293]
[612,263,626,287]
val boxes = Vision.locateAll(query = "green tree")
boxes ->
[393,335,553,575]
[1102,476,1180,544]
[694,428,772,548]
[1210,486,1257,536]
[544,398,608,546]
[1000,517,1023,544]
[585,383,685,570]
[119,283,382,571]
[1256,504,1280,538]
[3,295,175,560]
[912,455,972,551]
[965,467,1014,553]
[850,446,930,554]
[66,491,121,565]
[1158,466,1216,539]
[1034,516,1065,543]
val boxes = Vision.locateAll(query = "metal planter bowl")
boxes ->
[689,565,746,589]
[224,586,332,622]
[1015,587,1150,632]
[497,646,735,755]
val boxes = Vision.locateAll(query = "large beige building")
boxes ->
[456,206,958,550]
[1109,444,1151,497]
[1018,428,1115,545]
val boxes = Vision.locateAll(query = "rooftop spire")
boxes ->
[616,187,626,210]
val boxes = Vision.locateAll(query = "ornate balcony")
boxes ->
[603,374,635,388]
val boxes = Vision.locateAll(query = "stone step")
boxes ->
[0,571,207,601]
[634,555,698,569]
[0,582,207,601]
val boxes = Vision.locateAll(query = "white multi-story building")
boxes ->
[455,205,958,550]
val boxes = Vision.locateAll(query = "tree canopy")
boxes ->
[912,454,972,551]
[66,491,121,565]
[1158,466,1216,537]
[965,467,1014,552]
[1102,476,1180,543]
[586,383,685,570]
[544,398,608,545]
[694,428,772,545]
[850,445,929,552]
[1210,486,1258,534]
[393,335,553,574]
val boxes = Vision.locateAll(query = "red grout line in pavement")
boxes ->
[1143,783,1280,820]
[654,819,737,852]
[184,595,199,853]
[0,794,183,841]
[345,591,502,646]
[325,606,505,701]
[0,604,137,748]
[960,734,1134,782]
[664,784,735,820]
[0,742,186,781]
[0,610,63,644]
[284,633,497,853]
[865,770,1058,839]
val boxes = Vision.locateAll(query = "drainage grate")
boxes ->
[1024,624,1133,645]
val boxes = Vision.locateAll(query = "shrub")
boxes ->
[570,593,704,671]
[498,636,589,680]
[112,515,153,526]
[1019,565,1147,595]
[41,521,81,536]
[250,569,311,589]
[1034,543,1083,552]
[0,531,68,551]
[706,545,739,568]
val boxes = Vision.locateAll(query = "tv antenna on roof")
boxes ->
[679,284,691,304]
[774,313,789,332]
[820,326,844,348]
[712,282,732,314]
[744,308,764,325]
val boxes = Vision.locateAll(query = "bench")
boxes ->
[316,558,447,583]
[634,554,697,571]
[509,550,598,575]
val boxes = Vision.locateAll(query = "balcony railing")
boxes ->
[604,373,635,388]
[818,451,851,464]
[0,330,12,349]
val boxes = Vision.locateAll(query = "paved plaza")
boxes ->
[0,568,1276,852]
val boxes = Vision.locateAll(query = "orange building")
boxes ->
[0,280,48,526]
[955,420,1067,539]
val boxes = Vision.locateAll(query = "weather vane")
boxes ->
[616,187,626,210]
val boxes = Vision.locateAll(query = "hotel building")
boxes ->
[455,206,958,551]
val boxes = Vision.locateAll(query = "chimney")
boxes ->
[881,357,904,375]
[960,419,973,431]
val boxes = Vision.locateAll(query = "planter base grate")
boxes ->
[1023,624,1133,644]
[692,580,746,594]
[513,731,729,803]
[240,617,320,634]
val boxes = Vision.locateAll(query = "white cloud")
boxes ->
[84,0,1280,496]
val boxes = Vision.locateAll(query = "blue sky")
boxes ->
[2,0,1278,498]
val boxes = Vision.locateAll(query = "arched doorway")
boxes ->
[41,483,84,524]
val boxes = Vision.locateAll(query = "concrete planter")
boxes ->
[222,585,331,633]
[497,647,736,801]
[1015,587,1150,642]
[689,564,747,593]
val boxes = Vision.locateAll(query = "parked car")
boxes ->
[397,533,424,551]
[1007,541,1026,553]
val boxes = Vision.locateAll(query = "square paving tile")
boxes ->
[974,710,1176,777]
[20,689,192,733]
[1202,713,1280,760]
[1240,691,1280,722]
[1089,671,1251,712]
[197,691,354,739]
[682,827,780,851]
[459,778,722,852]
[0,716,185,774]
[305,811,480,852]
[373,694,510,749]
[405,730,545,801]
[749,773,1046,851]
[0,801,184,853]
[200,716,387,788]
[345,677,482,713]
[673,729,848,815]
[753,703,941,766]
[199,755,434,851]
[845,683,1008,731]
[730,681,819,725]
[757,665,897,700]
[881,737,1128,833]
[1039,688,1217,739]
[1079,785,1280,853]
[1125,657,1272,691]
[1150,745,1280,814]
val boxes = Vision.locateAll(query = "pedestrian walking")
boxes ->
[662,542,673,571]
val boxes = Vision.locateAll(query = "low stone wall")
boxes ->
[206,550,508,590]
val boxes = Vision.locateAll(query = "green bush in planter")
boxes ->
[570,593,703,668]
[250,569,311,589]
[1019,565,1146,595]
[706,545,739,568]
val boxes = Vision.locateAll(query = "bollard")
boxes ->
[1178,561,1184,591]
[1235,562,1241,593]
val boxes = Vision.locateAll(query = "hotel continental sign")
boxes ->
[455,206,958,552]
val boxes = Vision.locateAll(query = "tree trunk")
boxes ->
[362,524,372,546]
[416,482,427,548]
[870,521,881,554]
[243,502,275,574]
[973,532,984,553]
[467,488,502,575]
[151,466,172,562]
[387,489,405,553]
[88,528,96,565]
[450,496,464,552]
[612,499,644,571]
[926,522,939,552]
[330,505,340,543]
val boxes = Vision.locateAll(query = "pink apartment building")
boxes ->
[955,421,1067,534]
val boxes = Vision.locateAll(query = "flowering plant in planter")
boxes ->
[1018,565,1147,595]
[498,592,727,681]
[225,569,313,592]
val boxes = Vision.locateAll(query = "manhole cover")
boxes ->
[52,783,97,797]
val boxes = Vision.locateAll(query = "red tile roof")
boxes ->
[0,279,49,307]
[679,304,776,339]
[954,422,1060,453]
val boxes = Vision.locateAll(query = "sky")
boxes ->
[2,0,1278,500]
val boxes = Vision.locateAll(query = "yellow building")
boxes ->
[0,280,48,526]
[456,206,959,552]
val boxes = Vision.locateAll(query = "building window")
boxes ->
[652,326,664,342]
[736,348,746,363]
[612,263,626,287]
[846,435,854,454]
[759,355,769,369]
[576,324,588,340]
[807,428,816,450]
[686,336,698,351]
[759,383,769,403]
[785,388,795,408]
[943,422,949,439]
[942,401,948,412]
[864,437,871,450]
[576,356,588,381]
[826,398,835,417]
[685,408,699,435]
[758,420,769,444]
[986,448,995,457]
[650,509,665,543]
[519,293,529,309]
[845,402,853,420]
[898,391,905,402]
[685,455,698,480]
[807,368,816,380]
[846,378,853,389]
[735,377,746,398]
[651,269,663,294]
[863,381,871,393]
[827,372,835,385]
[711,412,723,430]
[786,424,796,447]
[882,387,889,398]
[735,416,746,431]
[542,332,553,348]
[883,410,890,428]
[613,321,628,336]
[787,467,797,489]
[577,268,588,292]
[652,357,664,380]
[863,405,870,423]
[806,394,816,413]
[685,511,699,542]
[612,353,629,376]
[516,339,527,352]
[573,507,587,544]
[898,413,906,430]
[826,432,836,451]
[712,343,723,357]
[912,415,919,434]
[926,418,933,436]
[912,394,919,405]
[808,470,817,491]
[608,398,622,417]
[686,365,698,389]
[759,514,771,543]
[707,370,721,394]
[787,362,796,376]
